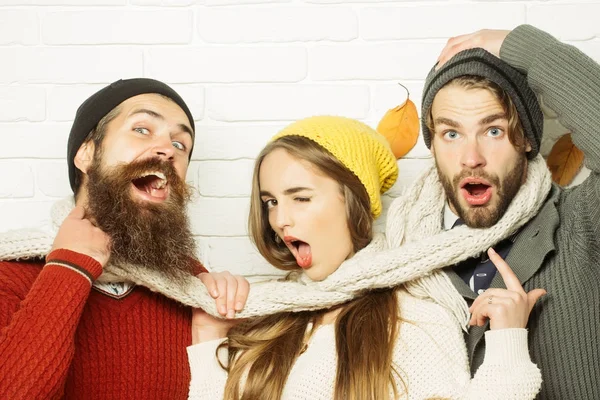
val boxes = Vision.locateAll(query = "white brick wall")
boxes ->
[0,161,35,198]
[1,1,597,278]
[0,10,38,45]
[206,84,370,121]
[0,87,45,121]
[197,6,357,43]
[43,10,193,44]
[0,47,143,83]
[145,46,307,83]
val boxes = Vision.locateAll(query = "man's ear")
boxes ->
[74,140,95,174]
[525,139,532,153]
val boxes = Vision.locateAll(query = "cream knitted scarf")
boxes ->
[0,156,551,325]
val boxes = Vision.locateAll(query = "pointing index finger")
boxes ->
[487,248,523,292]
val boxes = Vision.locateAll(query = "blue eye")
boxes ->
[134,127,150,135]
[487,127,503,137]
[172,141,185,150]
[443,130,460,140]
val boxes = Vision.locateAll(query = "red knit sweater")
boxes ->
[0,249,203,400]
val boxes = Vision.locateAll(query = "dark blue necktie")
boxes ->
[450,218,504,294]
[452,218,465,229]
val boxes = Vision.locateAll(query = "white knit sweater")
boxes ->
[188,289,542,400]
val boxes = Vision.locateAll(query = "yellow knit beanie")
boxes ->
[271,116,398,218]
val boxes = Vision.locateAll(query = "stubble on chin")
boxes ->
[436,155,526,229]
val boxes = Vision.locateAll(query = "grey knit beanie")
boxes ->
[421,48,542,159]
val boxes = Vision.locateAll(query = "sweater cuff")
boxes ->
[484,328,532,365]
[46,249,103,283]
[500,24,559,74]
[188,339,228,372]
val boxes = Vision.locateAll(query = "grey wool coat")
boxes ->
[445,25,600,400]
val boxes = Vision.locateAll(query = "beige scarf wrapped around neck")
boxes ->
[0,155,551,325]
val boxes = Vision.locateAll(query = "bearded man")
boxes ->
[419,26,600,399]
[0,78,248,399]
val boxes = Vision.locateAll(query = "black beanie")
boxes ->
[421,48,543,159]
[67,78,195,192]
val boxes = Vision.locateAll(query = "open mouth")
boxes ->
[460,178,492,206]
[284,236,312,269]
[131,171,169,202]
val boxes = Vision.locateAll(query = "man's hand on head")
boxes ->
[436,29,510,70]
[51,206,111,267]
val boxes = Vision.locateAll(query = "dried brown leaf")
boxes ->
[376,89,420,159]
[546,133,584,186]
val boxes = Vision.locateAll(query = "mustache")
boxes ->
[452,167,501,188]
[108,156,192,204]
[116,157,180,184]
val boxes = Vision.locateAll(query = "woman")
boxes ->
[188,116,542,399]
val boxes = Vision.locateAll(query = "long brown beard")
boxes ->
[437,153,527,228]
[85,154,197,283]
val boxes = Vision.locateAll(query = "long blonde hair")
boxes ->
[221,136,403,400]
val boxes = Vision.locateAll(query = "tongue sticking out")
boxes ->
[295,242,312,269]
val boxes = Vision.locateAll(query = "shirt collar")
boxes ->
[443,201,520,243]
[443,202,459,231]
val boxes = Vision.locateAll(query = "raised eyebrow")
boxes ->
[129,109,193,139]
[434,117,461,128]
[129,108,163,120]
[176,123,194,139]
[479,113,507,126]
